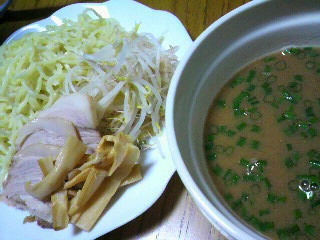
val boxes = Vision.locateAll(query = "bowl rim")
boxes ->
[165,0,269,239]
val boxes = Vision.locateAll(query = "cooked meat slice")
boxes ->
[21,131,66,149]
[78,128,101,153]
[4,93,102,225]
[38,93,99,129]
[15,118,78,148]
[3,144,61,222]
[21,128,100,154]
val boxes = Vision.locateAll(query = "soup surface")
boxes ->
[205,47,320,239]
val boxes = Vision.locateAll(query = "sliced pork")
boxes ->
[3,93,102,225]
[15,118,78,149]
[21,128,100,154]
[3,144,61,222]
[37,93,99,129]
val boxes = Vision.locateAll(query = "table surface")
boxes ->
[0,0,249,239]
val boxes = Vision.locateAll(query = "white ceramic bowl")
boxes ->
[166,1,320,239]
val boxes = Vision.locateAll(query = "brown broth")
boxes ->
[205,47,320,239]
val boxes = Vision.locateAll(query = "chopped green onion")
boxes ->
[236,122,248,131]
[291,150,300,160]
[227,129,236,137]
[233,91,250,107]
[219,125,227,134]
[251,140,260,150]
[301,131,308,138]
[277,224,300,240]
[247,84,256,92]
[277,114,287,122]
[230,76,245,88]
[231,199,243,210]
[287,81,302,92]
[259,209,271,216]
[240,158,250,167]
[284,124,299,136]
[237,137,247,147]
[210,125,219,134]
[286,48,301,55]
[311,199,320,208]
[271,102,279,108]
[294,209,302,220]
[216,99,226,108]
[275,61,287,70]
[215,145,225,154]
[305,106,315,118]
[225,146,234,155]
[207,153,217,161]
[243,174,263,182]
[241,192,250,201]
[267,193,287,203]
[258,160,268,166]
[248,107,258,113]
[223,169,240,185]
[248,96,260,105]
[250,112,262,120]
[261,82,273,94]
[294,75,303,81]
[212,165,223,176]
[251,125,261,133]
[233,102,240,109]
[282,90,302,104]
[309,160,320,169]
[285,157,295,168]
[205,143,214,151]
[224,193,234,202]
[309,118,319,124]
[308,128,318,137]
[262,177,272,189]
[296,174,320,183]
[246,70,256,82]
[264,88,272,95]
[264,57,276,62]
[264,65,272,73]
[267,75,277,83]
[307,149,318,158]
[234,108,246,116]
[304,224,315,236]
[259,222,274,232]
[207,134,214,142]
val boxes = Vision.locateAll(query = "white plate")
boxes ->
[0,1,192,239]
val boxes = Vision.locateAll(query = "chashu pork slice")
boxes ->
[21,128,100,154]
[16,93,101,153]
[15,117,78,149]
[3,93,102,225]
[37,93,99,129]
[3,144,61,223]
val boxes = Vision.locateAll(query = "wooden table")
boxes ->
[0,0,249,239]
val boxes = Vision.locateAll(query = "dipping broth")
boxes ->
[205,47,320,239]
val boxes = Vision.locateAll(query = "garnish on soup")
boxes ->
[205,47,320,239]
